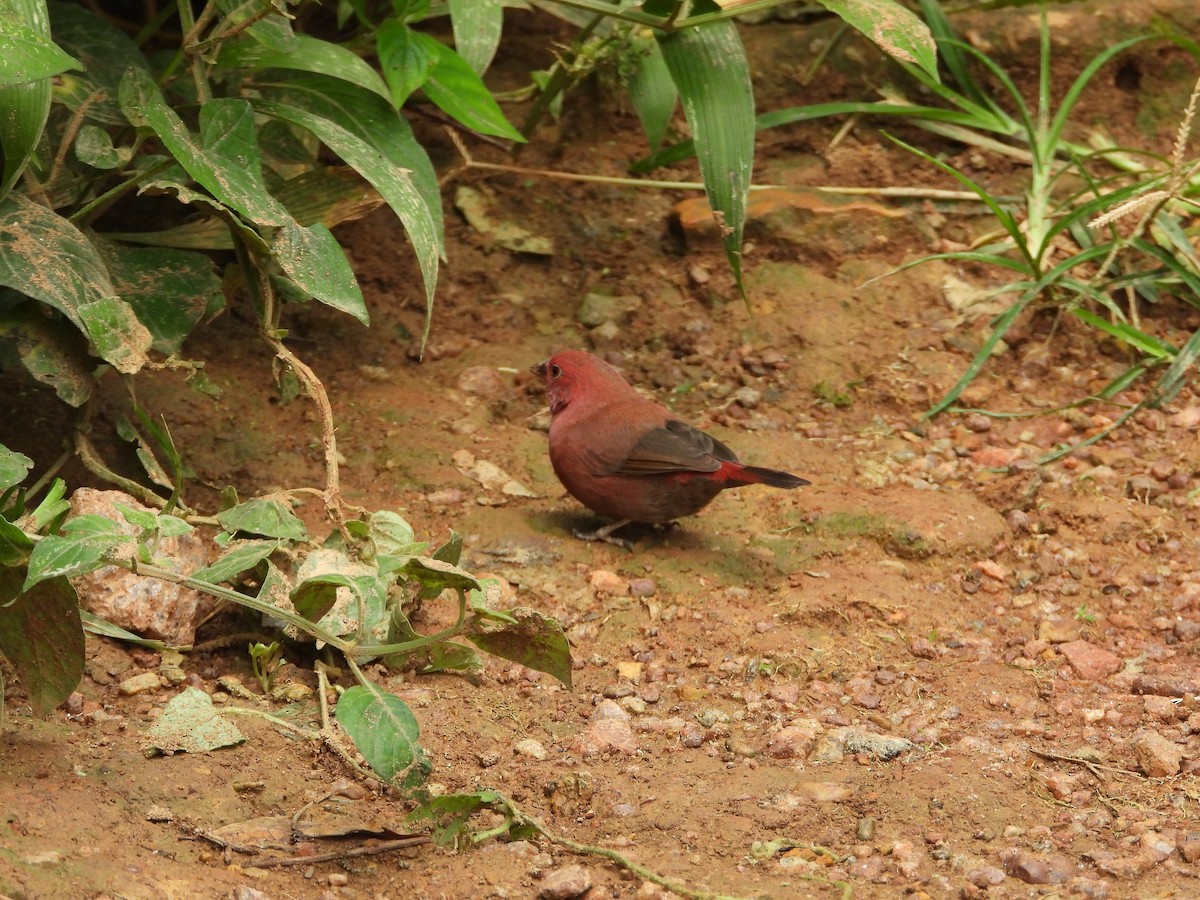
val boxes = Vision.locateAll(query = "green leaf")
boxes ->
[377,19,436,108]
[215,0,297,53]
[410,31,524,142]
[0,567,83,716]
[464,607,572,688]
[658,22,753,300]
[191,539,280,585]
[252,71,443,256]
[23,514,131,589]
[1071,308,1174,359]
[0,194,152,374]
[407,790,506,848]
[49,1,146,126]
[216,33,391,102]
[335,683,431,789]
[449,0,503,75]
[0,0,78,200]
[92,241,221,355]
[0,446,33,492]
[144,686,246,753]
[252,99,440,348]
[291,573,354,623]
[80,609,169,649]
[432,530,463,567]
[816,0,938,81]
[383,608,483,678]
[0,9,79,85]
[399,556,480,595]
[0,308,93,405]
[120,72,290,227]
[74,124,133,170]
[628,37,676,152]
[272,223,368,325]
[217,499,308,541]
[0,517,33,566]
[369,510,417,556]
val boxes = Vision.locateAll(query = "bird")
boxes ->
[531,349,809,548]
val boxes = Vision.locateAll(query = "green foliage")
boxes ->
[868,4,1200,454]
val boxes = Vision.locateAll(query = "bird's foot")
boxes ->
[573,519,635,551]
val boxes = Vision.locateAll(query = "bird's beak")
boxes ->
[530,360,547,377]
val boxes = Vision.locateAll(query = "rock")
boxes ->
[1000,850,1076,884]
[766,724,819,759]
[628,578,656,597]
[889,839,924,878]
[1131,674,1197,697]
[1129,729,1183,777]
[1058,640,1121,680]
[1177,831,1200,863]
[588,569,626,594]
[539,864,592,899]
[1038,617,1080,644]
[573,719,639,757]
[591,699,630,722]
[69,489,215,644]
[576,292,642,327]
[966,866,1006,886]
[456,366,508,398]
[515,739,548,760]
[118,672,163,695]
[844,731,914,761]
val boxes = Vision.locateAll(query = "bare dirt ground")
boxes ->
[4,3,1200,899]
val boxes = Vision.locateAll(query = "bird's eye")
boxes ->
[549,364,562,378]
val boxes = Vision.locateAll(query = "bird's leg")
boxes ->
[573,518,635,551]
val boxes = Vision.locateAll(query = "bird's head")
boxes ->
[531,350,634,416]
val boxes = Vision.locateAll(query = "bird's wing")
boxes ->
[614,418,737,475]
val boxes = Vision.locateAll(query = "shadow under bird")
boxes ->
[531,350,809,548]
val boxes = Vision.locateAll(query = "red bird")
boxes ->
[532,350,809,547]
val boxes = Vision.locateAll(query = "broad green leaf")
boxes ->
[370,510,416,555]
[252,71,443,256]
[335,683,431,789]
[23,514,130,589]
[415,32,524,142]
[191,539,280,584]
[217,498,308,541]
[49,1,148,125]
[0,0,77,200]
[659,22,754,300]
[0,567,83,715]
[628,37,676,151]
[383,608,483,678]
[215,0,297,53]
[144,686,246,753]
[272,222,368,325]
[93,241,221,355]
[0,195,152,375]
[216,33,391,102]
[0,446,33,491]
[80,609,169,649]
[449,0,503,75]
[114,502,157,531]
[253,99,440,347]
[817,0,938,81]
[75,124,133,170]
[0,11,79,85]
[0,307,94,405]
[407,790,508,848]
[0,517,34,566]
[120,72,290,227]
[376,19,437,108]
[432,529,463,566]
[464,607,572,688]
[291,572,354,623]
[399,556,480,594]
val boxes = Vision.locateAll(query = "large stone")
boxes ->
[70,489,214,645]
[1058,640,1121,681]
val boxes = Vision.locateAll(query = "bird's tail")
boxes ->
[733,464,810,489]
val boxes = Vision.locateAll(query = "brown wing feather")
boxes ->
[614,419,737,476]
